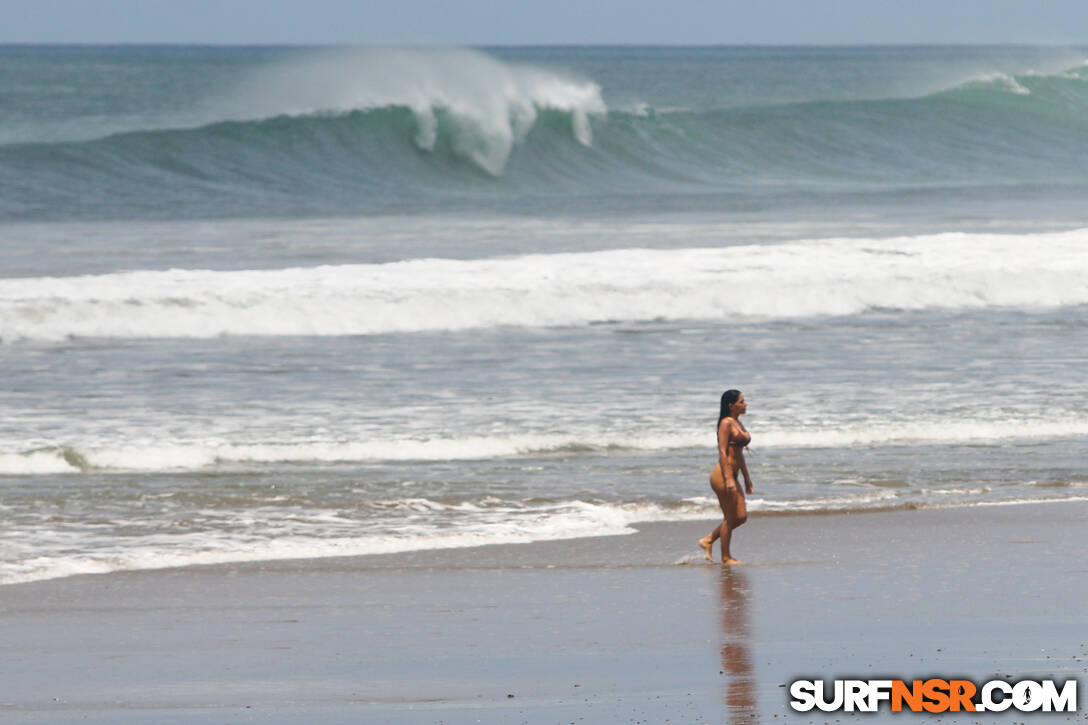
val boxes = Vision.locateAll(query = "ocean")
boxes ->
[1,44,1087,585]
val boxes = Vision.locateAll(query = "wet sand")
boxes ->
[1,500,1086,724]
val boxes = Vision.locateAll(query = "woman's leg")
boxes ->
[699,526,719,562]
[718,471,748,566]
[699,464,726,561]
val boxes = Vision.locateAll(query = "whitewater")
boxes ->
[2,229,1086,342]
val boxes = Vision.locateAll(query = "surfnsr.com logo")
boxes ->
[789,678,1078,714]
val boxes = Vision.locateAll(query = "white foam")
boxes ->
[960,495,1088,508]
[750,491,899,512]
[964,73,1031,95]
[0,498,713,585]
[2,415,1085,474]
[758,418,1088,449]
[1056,60,1088,80]
[0,450,80,474]
[2,228,1087,343]
[0,433,706,473]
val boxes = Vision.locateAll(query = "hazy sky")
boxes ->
[2,0,1087,45]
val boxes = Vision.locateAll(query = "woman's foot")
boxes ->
[698,536,715,562]
[721,557,743,566]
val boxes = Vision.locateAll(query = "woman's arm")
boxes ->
[738,449,753,494]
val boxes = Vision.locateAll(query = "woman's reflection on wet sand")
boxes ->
[719,566,758,722]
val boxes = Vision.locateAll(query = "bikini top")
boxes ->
[722,419,751,448]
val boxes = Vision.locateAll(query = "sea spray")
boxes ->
[211,47,607,174]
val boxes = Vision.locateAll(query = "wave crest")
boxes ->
[214,47,606,174]
[5,414,1087,474]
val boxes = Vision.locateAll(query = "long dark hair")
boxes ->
[718,389,742,430]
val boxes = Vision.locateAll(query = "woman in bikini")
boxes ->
[698,389,752,565]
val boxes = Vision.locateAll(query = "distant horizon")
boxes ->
[4,0,1087,47]
[3,41,1086,49]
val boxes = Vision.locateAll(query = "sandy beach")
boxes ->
[1,499,1085,724]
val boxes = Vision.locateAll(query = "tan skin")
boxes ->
[698,394,752,565]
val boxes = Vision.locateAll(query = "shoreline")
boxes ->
[2,500,1086,723]
[3,496,1085,589]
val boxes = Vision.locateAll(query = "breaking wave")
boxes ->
[4,415,1087,474]
[2,228,1087,342]
[3,52,1088,221]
